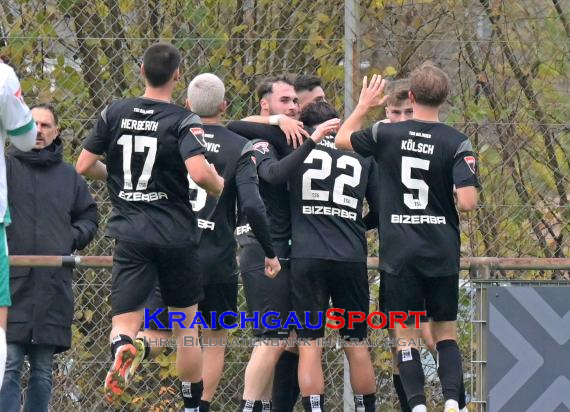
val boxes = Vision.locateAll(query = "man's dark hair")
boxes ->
[410,62,450,107]
[142,43,181,87]
[299,100,338,128]
[30,103,58,125]
[256,74,295,101]
[294,75,322,93]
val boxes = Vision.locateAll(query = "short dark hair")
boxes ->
[385,79,410,107]
[256,74,295,101]
[142,43,181,87]
[30,103,58,125]
[299,100,338,128]
[294,75,322,93]
[410,62,450,107]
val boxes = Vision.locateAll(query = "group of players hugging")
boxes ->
[72,42,478,412]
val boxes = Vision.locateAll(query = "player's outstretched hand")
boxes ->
[310,118,341,144]
[357,74,388,111]
[278,115,309,149]
[264,256,281,278]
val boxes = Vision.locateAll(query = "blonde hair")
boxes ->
[187,73,225,117]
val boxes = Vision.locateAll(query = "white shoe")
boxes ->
[444,399,460,412]
[412,406,427,412]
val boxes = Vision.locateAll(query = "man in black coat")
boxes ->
[0,103,98,412]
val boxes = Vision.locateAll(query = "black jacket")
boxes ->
[5,138,98,352]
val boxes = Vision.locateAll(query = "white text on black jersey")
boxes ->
[401,139,434,155]
[303,205,357,221]
[198,219,215,230]
[120,118,159,132]
[118,190,168,202]
[204,134,220,153]
[391,214,446,224]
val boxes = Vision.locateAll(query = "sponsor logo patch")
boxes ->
[190,127,206,147]
[252,141,270,154]
[464,155,476,174]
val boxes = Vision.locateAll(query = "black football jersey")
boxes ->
[236,139,291,268]
[190,125,273,284]
[350,119,480,277]
[289,134,379,262]
[84,97,205,246]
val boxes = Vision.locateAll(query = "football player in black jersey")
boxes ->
[228,76,338,412]
[289,100,379,412]
[336,63,479,412]
[76,43,224,410]
[131,73,281,412]
[380,79,468,412]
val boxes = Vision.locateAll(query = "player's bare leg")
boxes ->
[297,339,326,412]
[202,328,228,403]
[171,304,203,412]
[242,343,286,398]
[343,342,376,411]
[241,342,286,411]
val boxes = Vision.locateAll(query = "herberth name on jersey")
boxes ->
[83,97,206,247]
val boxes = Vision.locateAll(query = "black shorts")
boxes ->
[240,243,291,339]
[382,271,459,323]
[111,240,203,316]
[291,258,369,340]
[144,282,238,331]
[379,272,428,328]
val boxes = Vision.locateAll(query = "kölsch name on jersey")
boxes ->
[350,119,480,277]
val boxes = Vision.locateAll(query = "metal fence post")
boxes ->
[472,264,490,412]
[344,0,360,117]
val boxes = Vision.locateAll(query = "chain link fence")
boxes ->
[1,0,569,410]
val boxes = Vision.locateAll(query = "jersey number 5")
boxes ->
[401,156,430,209]
[117,134,157,191]
[302,150,362,209]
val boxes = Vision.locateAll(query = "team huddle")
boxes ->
[1,41,480,412]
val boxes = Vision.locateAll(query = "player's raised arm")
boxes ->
[335,74,388,151]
